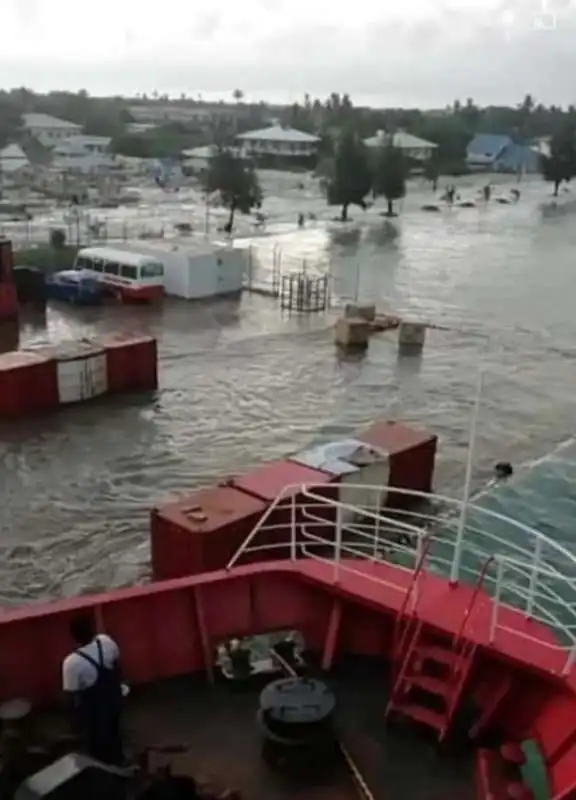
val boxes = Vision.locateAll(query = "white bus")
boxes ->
[73,246,164,302]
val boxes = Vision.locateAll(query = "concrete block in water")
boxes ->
[344,303,376,322]
[398,321,426,352]
[335,317,371,349]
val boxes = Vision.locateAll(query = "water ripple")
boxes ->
[1,176,576,604]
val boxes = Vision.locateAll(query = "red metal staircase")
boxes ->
[385,554,494,742]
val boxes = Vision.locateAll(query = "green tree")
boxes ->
[325,131,372,221]
[202,148,262,232]
[372,144,407,216]
[540,129,576,196]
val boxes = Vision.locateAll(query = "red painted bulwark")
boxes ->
[552,745,576,800]
[94,333,158,393]
[533,691,576,763]
[0,350,59,418]
[0,566,328,703]
[359,420,437,503]
[0,558,575,796]
[151,486,266,579]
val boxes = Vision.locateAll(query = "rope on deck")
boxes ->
[269,649,376,800]
[339,743,377,800]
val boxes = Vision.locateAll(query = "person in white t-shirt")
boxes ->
[62,614,124,765]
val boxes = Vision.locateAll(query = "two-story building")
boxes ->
[236,125,320,167]
[21,113,82,148]
[52,135,114,174]
[363,130,437,162]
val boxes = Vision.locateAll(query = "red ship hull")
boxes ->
[0,558,574,797]
[0,419,575,799]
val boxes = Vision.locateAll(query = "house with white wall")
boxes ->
[236,125,320,165]
[364,130,437,162]
[52,135,114,174]
[21,113,82,147]
[0,144,30,175]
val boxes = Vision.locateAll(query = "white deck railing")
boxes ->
[226,483,576,676]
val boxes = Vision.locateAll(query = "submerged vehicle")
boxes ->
[45,269,104,306]
[0,422,574,800]
[73,246,164,303]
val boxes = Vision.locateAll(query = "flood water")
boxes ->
[1,173,576,606]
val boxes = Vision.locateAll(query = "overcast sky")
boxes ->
[2,0,575,107]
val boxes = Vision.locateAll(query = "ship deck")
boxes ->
[4,661,477,800]
[120,659,476,800]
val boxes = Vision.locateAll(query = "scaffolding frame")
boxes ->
[280,272,330,313]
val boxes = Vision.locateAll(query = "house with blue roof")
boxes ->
[466,133,540,173]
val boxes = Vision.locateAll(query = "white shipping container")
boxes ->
[46,341,108,404]
[114,239,246,300]
[290,439,390,525]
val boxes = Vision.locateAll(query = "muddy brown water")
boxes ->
[1,176,575,606]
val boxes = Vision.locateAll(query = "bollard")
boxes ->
[344,303,376,322]
[335,317,371,349]
[398,321,426,354]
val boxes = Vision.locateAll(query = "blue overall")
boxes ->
[74,638,124,765]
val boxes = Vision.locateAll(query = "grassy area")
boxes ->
[13,245,79,274]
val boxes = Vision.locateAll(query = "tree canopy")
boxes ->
[280,92,576,174]
[371,144,408,216]
[540,128,576,195]
[202,149,262,232]
[325,131,372,221]
[2,86,576,178]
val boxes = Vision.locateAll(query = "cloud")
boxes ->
[1,0,575,106]
[188,11,223,40]
[15,0,38,27]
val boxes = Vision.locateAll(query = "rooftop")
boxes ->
[466,133,512,163]
[22,113,82,130]
[181,145,242,159]
[236,125,320,143]
[364,130,437,149]
[65,134,112,147]
[0,143,28,161]
[0,143,30,174]
[181,145,219,159]
[114,238,235,258]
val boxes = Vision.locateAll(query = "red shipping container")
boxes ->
[0,319,19,353]
[94,333,157,394]
[150,485,266,580]
[0,283,17,322]
[0,350,58,419]
[231,459,338,558]
[0,238,14,282]
[358,420,437,508]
